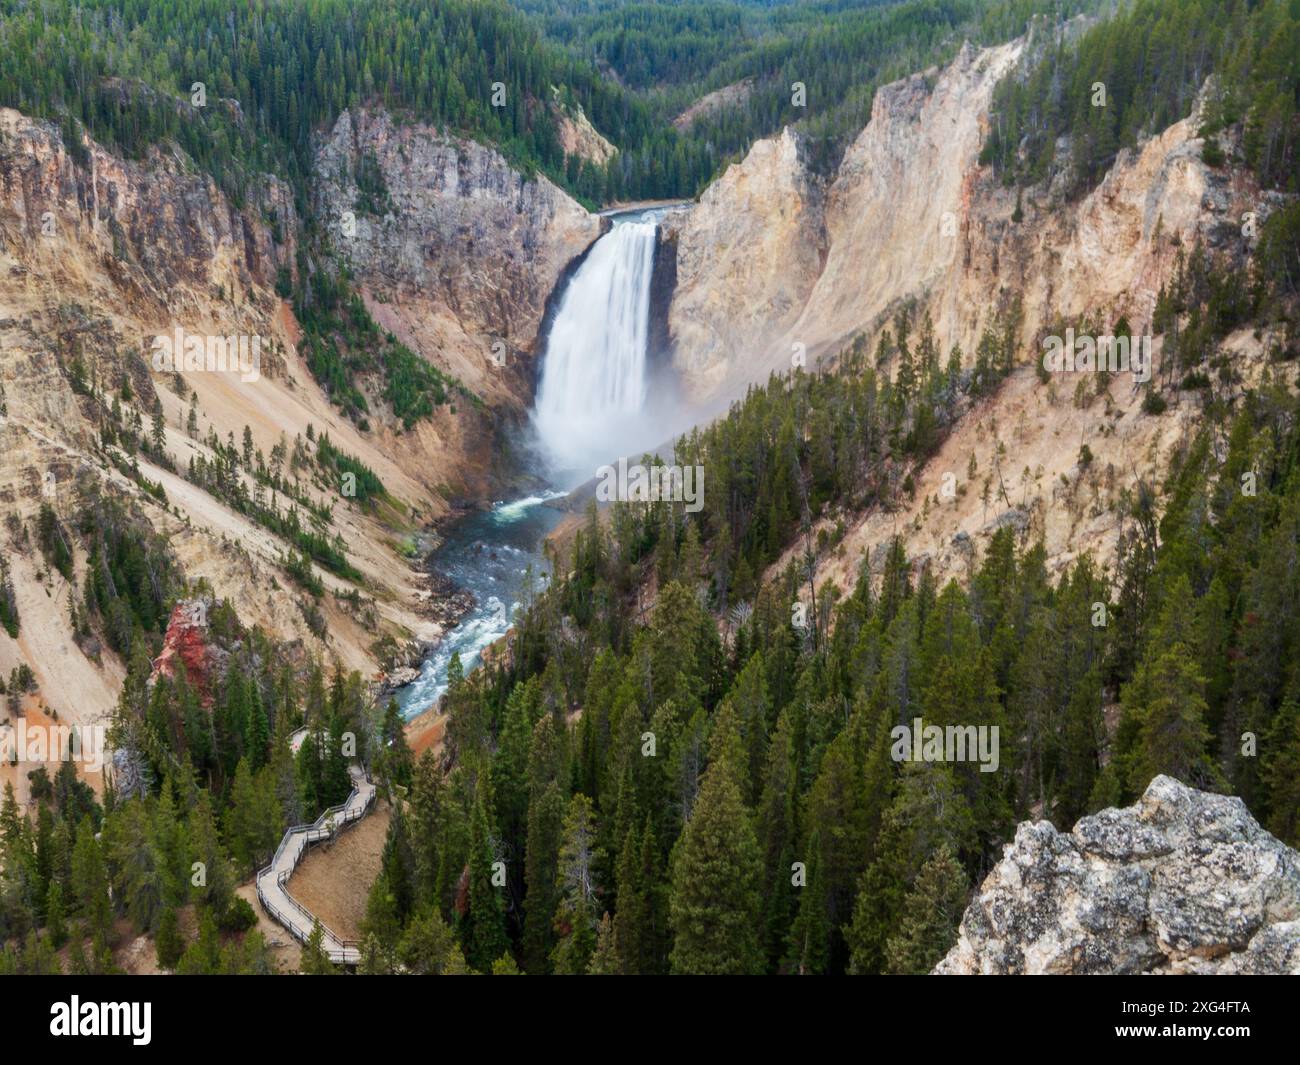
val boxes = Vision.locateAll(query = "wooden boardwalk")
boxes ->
[255,760,376,966]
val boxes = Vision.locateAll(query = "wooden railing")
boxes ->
[254,769,375,966]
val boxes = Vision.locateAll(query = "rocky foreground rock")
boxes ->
[935,776,1300,974]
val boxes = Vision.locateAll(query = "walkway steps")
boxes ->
[254,762,376,966]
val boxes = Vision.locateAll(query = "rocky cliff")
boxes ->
[552,97,618,167]
[936,776,1300,974]
[0,101,596,748]
[313,108,603,406]
[670,35,1282,587]
[667,41,1024,399]
[667,126,825,399]
[669,35,1278,396]
[0,105,309,738]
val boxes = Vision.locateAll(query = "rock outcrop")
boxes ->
[150,600,221,706]
[672,34,1282,590]
[673,78,755,131]
[0,107,297,314]
[552,97,618,167]
[936,776,1300,974]
[667,41,1022,400]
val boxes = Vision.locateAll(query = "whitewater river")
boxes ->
[395,492,567,718]
[396,205,682,720]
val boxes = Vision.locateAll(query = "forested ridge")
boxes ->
[982,0,1300,196]
[0,0,1112,205]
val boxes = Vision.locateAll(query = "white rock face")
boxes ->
[667,126,824,399]
[788,40,1023,372]
[668,41,1021,402]
[935,776,1300,974]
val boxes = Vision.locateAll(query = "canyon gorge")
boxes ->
[0,24,1285,767]
[1,0,1297,985]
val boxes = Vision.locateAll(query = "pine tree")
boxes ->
[523,771,564,920]
[361,873,401,971]
[1263,694,1300,847]
[445,654,488,764]
[323,712,353,805]
[156,905,184,969]
[1127,645,1219,793]
[187,790,233,917]
[784,832,830,975]
[588,913,619,974]
[245,680,270,771]
[551,794,601,975]
[883,845,967,974]
[730,652,770,807]
[177,907,224,975]
[378,698,413,795]
[845,763,973,974]
[464,797,509,973]
[44,881,67,949]
[71,818,111,938]
[757,708,797,966]
[225,758,260,874]
[398,907,470,975]
[270,711,302,828]
[668,761,763,974]
[301,920,336,975]
[611,825,643,975]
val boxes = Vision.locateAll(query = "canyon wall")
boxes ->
[668,36,1280,587]
[668,36,1264,396]
[0,103,600,775]
[0,107,404,749]
[313,108,603,406]
[667,126,824,399]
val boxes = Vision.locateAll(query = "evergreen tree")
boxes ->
[551,794,601,975]
[668,761,763,974]
[377,698,414,795]
[301,919,336,975]
[398,907,470,975]
[156,906,185,969]
[464,797,509,973]
[883,845,968,974]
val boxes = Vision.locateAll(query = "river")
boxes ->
[396,204,683,720]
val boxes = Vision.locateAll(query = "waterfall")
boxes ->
[533,218,658,478]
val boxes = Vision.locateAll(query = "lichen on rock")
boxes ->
[935,776,1300,974]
